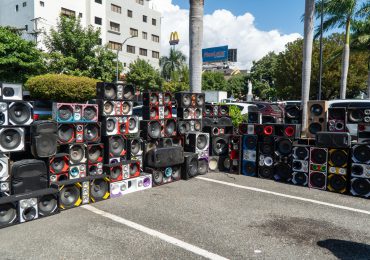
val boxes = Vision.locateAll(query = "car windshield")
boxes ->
[270,104,282,112]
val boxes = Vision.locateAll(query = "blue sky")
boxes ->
[172,0,305,34]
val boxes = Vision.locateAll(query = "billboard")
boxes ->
[202,46,228,63]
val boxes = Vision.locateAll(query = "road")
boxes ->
[0,172,369,259]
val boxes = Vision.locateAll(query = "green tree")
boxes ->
[314,0,370,99]
[0,26,45,83]
[160,48,186,80]
[44,15,119,81]
[202,71,227,92]
[274,34,368,100]
[126,59,163,91]
[227,74,248,99]
[250,52,278,100]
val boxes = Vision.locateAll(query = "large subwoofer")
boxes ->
[0,127,25,152]
[31,120,58,158]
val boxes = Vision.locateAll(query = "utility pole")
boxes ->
[29,17,44,45]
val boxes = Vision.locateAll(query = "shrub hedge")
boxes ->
[25,74,99,102]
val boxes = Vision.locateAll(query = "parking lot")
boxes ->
[0,172,369,259]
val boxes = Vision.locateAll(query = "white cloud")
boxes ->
[151,0,301,69]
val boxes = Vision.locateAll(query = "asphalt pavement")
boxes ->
[0,172,369,259]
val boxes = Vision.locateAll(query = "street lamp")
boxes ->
[116,35,137,82]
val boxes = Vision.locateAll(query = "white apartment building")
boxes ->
[0,0,161,69]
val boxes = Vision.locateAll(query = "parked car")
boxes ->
[248,101,284,123]
[222,102,257,115]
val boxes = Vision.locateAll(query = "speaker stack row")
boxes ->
[0,83,62,228]
[141,91,184,186]
[203,104,234,173]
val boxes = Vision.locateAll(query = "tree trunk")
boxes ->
[367,67,370,99]
[189,0,204,93]
[340,19,351,99]
[301,0,315,137]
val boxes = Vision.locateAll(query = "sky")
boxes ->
[151,0,305,69]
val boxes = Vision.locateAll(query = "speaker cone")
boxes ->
[129,117,137,131]
[245,161,255,174]
[213,137,228,155]
[286,106,300,118]
[259,166,273,179]
[310,172,326,188]
[123,85,135,100]
[308,122,322,134]
[51,157,66,173]
[130,163,139,176]
[293,172,307,185]
[8,102,31,125]
[194,108,201,119]
[197,134,208,150]
[219,106,228,116]
[164,93,171,104]
[110,136,125,157]
[60,185,80,207]
[172,166,181,179]
[38,194,57,216]
[150,107,158,119]
[351,178,370,196]
[22,206,37,221]
[57,105,73,121]
[189,157,198,177]
[164,106,171,118]
[209,158,218,171]
[88,145,102,163]
[310,104,323,116]
[70,145,84,163]
[91,179,109,200]
[205,106,212,116]
[165,119,176,136]
[106,118,116,132]
[149,121,161,138]
[311,149,327,164]
[3,87,15,97]
[83,106,97,121]
[58,124,74,143]
[103,102,114,115]
[293,160,302,170]
[89,165,98,175]
[198,159,208,175]
[84,124,99,142]
[295,147,308,160]
[111,166,121,179]
[329,150,347,167]
[0,128,21,150]
[349,109,364,122]
[196,94,205,106]
[152,170,163,185]
[351,165,363,176]
[150,93,158,104]
[130,139,141,155]
[261,143,273,155]
[104,84,116,99]
[353,145,370,163]
[245,136,257,150]
[178,121,189,134]
[277,139,292,156]
[0,203,16,225]
[194,121,202,131]
[182,94,191,107]
[329,175,346,191]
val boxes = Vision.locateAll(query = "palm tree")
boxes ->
[351,18,370,98]
[314,0,370,99]
[301,0,316,137]
[159,48,186,81]
[189,0,204,93]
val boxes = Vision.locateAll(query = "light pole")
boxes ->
[116,35,137,82]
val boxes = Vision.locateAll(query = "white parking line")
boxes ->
[196,176,370,216]
[83,205,229,260]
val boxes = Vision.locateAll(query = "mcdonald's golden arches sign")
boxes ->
[169,31,179,45]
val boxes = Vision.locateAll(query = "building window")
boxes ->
[152,18,157,26]
[22,2,27,7]
[127,10,133,18]
[111,4,121,13]
[61,8,76,17]
[136,0,144,5]
[97,38,102,45]
[110,22,120,32]
[143,15,147,23]
[152,51,159,59]
[95,0,102,4]
[151,34,159,43]
[95,17,102,25]
[127,45,135,54]
[40,1,44,7]
[15,5,19,12]
[108,41,122,51]
[140,48,147,56]
[130,28,138,37]
[79,13,83,18]
[142,32,147,40]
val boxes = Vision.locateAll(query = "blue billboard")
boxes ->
[202,46,228,63]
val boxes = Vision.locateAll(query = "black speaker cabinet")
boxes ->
[210,135,230,156]
[284,105,302,124]
[181,152,199,180]
[347,107,370,124]
[145,146,184,168]
[31,120,58,158]
[146,165,181,187]
[177,120,202,135]
[315,132,351,148]
[102,135,127,162]
[11,160,48,195]
[175,92,205,108]
[248,111,262,124]
[328,107,347,132]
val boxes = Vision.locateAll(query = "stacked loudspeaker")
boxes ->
[0,83,59,228]
[178,92,209,179]
[203,104,233,173]
[97,82,151,199]
[141,92,183,186]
